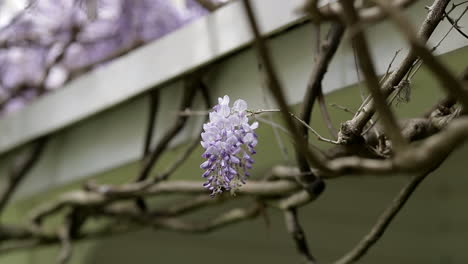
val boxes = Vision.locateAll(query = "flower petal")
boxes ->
[233,99,247,112]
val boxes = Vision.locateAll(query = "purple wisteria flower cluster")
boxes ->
[200,95,259,196]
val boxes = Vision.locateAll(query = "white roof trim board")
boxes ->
[0,0,466,156]
[0,0,306,154]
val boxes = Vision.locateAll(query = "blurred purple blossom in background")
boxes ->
[200,95,258,196]
[0,0,214,115]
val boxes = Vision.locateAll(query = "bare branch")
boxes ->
[0,137,48,216]
[194,0,227,12]
[0,223,138,255]
[373,0,468,109]
[30,179,302,224]
[380,49,402,84]
[0,0,465,261]
[445,8,468,39]
[318,90,338,139]
[258,62,291,161]
[328,116,468,176]
[241,0,330,182]
[330,103,356,115]
[154,80,211,182]
[334,160,445,264]
[270,190,317,210]
[346,0,451,135]
[284,208,316,264]
[299,0,418,23]
[339,0,407,151]
[135,88,161,209]
[298,22,345,171]
[142,90,160,158]
[250,109,340,144]
[136,77,199,182]
[101,204,261,233]
[57,219,72,264]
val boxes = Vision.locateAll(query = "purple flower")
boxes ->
[200,95,258,196]
[0,0,210,115]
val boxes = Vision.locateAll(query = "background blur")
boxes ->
[0,0,467,263]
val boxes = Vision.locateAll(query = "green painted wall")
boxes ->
[1,47,467,264]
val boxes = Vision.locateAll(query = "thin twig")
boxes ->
[340,0,408,151]
[0,137,48,216]
[318,90,338,138]
[291,112,340,144]
[300,0,418,23]
[346,0,451,134]
[136,79,198,182]
[155,81,212,182]
[284,208,317,264]
[445,8,468,39]
[135,76,200,210]
[439,8,468,49]
[250,109,340,144]
[30,179,303,225]
[407,5,468,80]
[259,62,290,162]
[374,0,468,109]
[409,5,468,81]
[242,0,330,178]
[178,107,339,144]
[380,49,402,84]
[327,116,468,176]
[194,0,226,12]
[142,89,160,157]
[102,205,261,234]
[360,80,411,136]
[0,223,139,255]
[330,103,356,115]
[298,22,344,171]
[57,215,72,264]
[255,116,293,137]
[334,161,445,264]
[352,41,366,101]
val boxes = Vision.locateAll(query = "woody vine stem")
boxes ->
[0,0,467,263]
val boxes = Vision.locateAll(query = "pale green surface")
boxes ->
[1,47,467,263]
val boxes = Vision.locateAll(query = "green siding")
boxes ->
[1,47,467,264]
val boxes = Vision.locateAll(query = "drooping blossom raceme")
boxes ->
[200,95,259,196]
